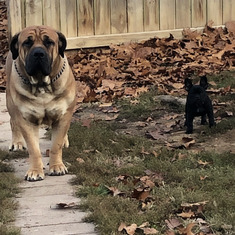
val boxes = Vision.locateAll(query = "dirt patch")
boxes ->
[74,93,235,155]
[203,128,235,153]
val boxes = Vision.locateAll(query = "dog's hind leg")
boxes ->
[17,120,45,181]
[207,110,215,127]
[9,118,27,151]
[206,101,215,127]
[200,114,207,125]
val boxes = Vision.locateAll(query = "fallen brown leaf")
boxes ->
[146,129,167,140]
[76,157,85,164]
[124,223,138,235]
[165,218,183,230]
[200,175,208,181]
[182,137,196,149]
[178,223,197,235]
[142,227,158,234]
[132,188,150,201]
[177,211,195,219]
[81,119,92,128]
[104,185,125,197]
[197,160,210,167]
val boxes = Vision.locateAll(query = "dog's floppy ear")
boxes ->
[200,76,208,90]
[184,78,193,91]
[10,33,20,60]
[57,32,67,58]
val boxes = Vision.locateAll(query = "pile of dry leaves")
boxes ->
[1,0,235,103]
[70,21,235,103]
[0,0,8,90]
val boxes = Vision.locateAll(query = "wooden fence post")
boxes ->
[7,0,22,39]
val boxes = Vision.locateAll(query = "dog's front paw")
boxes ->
[209,122,216,128]
[186,129,193,134]
[201,120,208,125]
[49,163,68,176]
[25,168,44,181]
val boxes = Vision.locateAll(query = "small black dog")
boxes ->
[184,76,215,134]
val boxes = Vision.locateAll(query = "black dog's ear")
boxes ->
[184,78,193,91]
[10,33,20,60]
[57,32,67,58]
[200,76,208,90]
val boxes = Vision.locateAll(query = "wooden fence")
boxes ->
[7,0,235,49]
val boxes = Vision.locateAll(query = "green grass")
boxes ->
[1,70,234,235]
[208,70,235,89]
[63,71,235,234]
[117,88,184,122]
[64,121,235,235]
[116,89,159,122]
[0,150,20,235]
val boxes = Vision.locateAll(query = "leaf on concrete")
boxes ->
[52,202,79,209]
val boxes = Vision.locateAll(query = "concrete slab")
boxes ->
[0,93,98,235]
[0,93,11,150]
[20,223,97,235]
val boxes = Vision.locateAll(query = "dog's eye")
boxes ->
[44,39,54,48]
[23,39,33,47]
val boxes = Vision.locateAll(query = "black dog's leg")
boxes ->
[186,113,194,134]
[207,109,215,127]
[201,114,207,125]
[185,105,188,127]
[206,102,215,127]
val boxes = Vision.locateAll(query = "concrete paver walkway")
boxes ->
[0,93,97,235]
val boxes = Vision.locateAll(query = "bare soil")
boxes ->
[73,95,235,156]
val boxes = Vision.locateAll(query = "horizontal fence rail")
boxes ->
[7,0,235,49]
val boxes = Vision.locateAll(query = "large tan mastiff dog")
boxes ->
[6,26,76,181]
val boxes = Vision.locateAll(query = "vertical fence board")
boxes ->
[223,0,235,23]
[144,0,159,31]
[43,0,60,30]
[7,0,22,36]
[111,0,127,34]
[77,0,94,36]
[25,0,43,26]
[175,0,191,28]
[60,0,77,37]
[160,0,175,30]
[192,0,206,27]
[7,0,235,49]
[207,0,223,25]
[127,0,144,33]
[21,0,26,28]
[94,0,111,35]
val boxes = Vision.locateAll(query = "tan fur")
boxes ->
[6,26,76,181]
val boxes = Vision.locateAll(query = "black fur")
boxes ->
[10,33,20,60]
[25,47,52,76]
[184,76,215,134]
[57,32,67,58]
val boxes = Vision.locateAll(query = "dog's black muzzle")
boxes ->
[25,47,52,76]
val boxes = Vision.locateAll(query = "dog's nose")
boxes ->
[33,48,46,59]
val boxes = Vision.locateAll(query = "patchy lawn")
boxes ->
[0,150,20,235]
[1,70,235,235]
[63,71,235,235]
